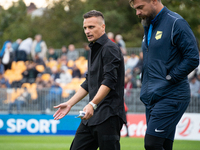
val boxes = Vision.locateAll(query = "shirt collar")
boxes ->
[89,33,108,48]
[151,6,165,25]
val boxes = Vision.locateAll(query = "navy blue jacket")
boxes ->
[140,7,199,108]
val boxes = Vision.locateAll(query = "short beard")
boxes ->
[141,17,152,27]
[141,9,157,27]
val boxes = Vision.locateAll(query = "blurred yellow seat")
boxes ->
[62,89,70,98]
[12,61,27,73]
[46,60,57,69]
[41,73,51,81]
[21,83,31,89]
[3,88,24,104]
[78,56,86,61]
[36,65,45,72]
[31,83,37,89]
[80,78,86,83]
[29,90,38,100]
[67,60,75,68]
[67,69,73,75]
[17,61,25,66]
[14,73,23,81]
[71,78,80,83]
[11,61,17,70]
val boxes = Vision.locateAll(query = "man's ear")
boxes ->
[102,24,105,29]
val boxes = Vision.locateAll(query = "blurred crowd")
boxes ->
[1,32,199,114]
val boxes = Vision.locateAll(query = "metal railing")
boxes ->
[55,47,142,58]
[0,88,199,114]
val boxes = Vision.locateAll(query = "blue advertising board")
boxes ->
[0,114,81,135]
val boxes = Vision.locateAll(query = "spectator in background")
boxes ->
[17,37,32,61]
[12,39,22,61]
[0,59,5,74]
[60,45,68,57]
[34,54,46,68]
[45,78,63,114]
[0,40,11,59]
[124,74,133,97]
[59,55,68,66]
[12,39,22,52]
[0,73,10,88]
[196,72,200,82]
[35,73,43,84]
[190,76,200,98]
[47,47,58,61]
[59,65,72,84]
[124,55,129,72]
[2,43,15,71]
[133,51,143,76]
[22,62,39,84]
[36,82,46,114]
[72,64,82,78]
[67,44,79,61]
[115,34,127,55]
[83,43,90,60]
[8,87,31,114]
[31,34,47,60]
[126,52,139,71]
[56,55,68,72]
[133,52,143,88]
[107,32,115,43]
[50,66,60,81]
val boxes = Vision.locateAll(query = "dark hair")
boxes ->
[129,0,161,7]
[83,10,104,21]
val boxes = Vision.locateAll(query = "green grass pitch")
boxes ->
[0,136,199,150]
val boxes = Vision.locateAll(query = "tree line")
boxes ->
[0,0,199,49]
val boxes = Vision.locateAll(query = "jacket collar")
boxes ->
[144,7,169,32]
[152,6,169,25]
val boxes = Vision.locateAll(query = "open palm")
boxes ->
[53,103,72,120]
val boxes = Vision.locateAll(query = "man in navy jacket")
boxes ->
[129,0,199,150]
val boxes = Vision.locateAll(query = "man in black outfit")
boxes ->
[53,10,126,150]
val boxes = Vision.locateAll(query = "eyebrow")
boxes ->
[134,5,144,9]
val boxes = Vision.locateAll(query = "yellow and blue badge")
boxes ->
[155,31,163,40]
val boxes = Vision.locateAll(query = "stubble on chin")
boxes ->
[141,10,157,27]
[141,18,151,27]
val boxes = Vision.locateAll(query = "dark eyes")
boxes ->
[137,5,144,9]
[83,26,95,30]
[89,26,94,29]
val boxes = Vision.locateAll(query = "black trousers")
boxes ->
[145,134,173,150]
[70,116,123,150]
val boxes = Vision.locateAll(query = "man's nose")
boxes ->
[136,10,141,16]
[85,28,90,34]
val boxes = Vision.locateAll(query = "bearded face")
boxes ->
[140,8,157,27]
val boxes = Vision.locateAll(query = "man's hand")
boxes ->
[53,102,72,120]
[81,104,94,120]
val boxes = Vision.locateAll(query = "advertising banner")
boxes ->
[0,114,80,135]
[121,113,200,141]
[175,113,200,140]
[0,113,199,140]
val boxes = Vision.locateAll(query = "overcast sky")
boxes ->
[0,0,49,9]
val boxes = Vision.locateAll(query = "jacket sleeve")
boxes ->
[169,19,199,83]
